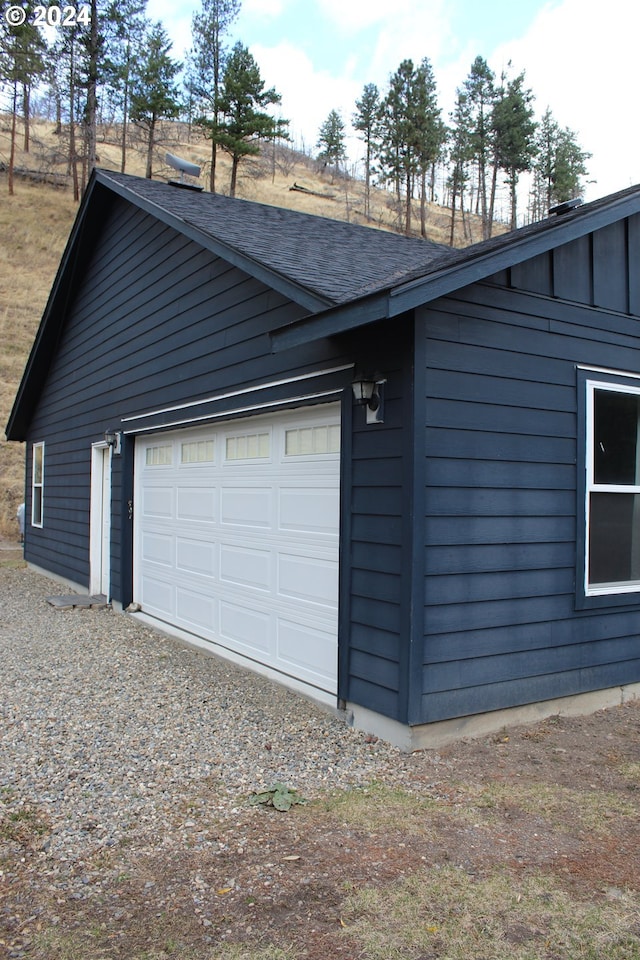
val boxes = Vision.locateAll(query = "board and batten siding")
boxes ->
[417,218,640,723]
[24,194,346,601]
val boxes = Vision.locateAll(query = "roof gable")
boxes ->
[7,170,640,439]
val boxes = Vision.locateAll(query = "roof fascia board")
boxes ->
[271,190,640,350]
[389,194,640,315]
[95,171,332,314]
[271,292,390,351]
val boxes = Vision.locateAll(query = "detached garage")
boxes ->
[7,169,640,748]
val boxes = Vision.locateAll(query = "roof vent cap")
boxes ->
[549,197,583,216]
[166,152,203,191]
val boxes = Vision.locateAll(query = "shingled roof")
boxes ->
[99,170,455,306]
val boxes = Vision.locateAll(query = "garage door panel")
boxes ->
[279,487,339,535]
[135,404,340,694]
[142,486,173,518]
[176,486,216,522]
[220,600,271,653]
[176,538,217,578]
[176,587,217,632]
[278,553,338,607]
[220,486,272,528]
[141,575,175,616]
[220,543,271,591]
[142,531,173,566]
[277,619,337,683]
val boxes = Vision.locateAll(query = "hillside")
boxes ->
[0,117,500,537]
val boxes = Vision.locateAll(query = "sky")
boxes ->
[144,0,640,207]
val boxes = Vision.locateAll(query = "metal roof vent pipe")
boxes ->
[548,197,583,216]
[166,153,204,191]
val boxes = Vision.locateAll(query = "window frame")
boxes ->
[32,441,44,528]
[583,374,640,599]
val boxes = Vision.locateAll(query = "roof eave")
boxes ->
[271,187,640,351]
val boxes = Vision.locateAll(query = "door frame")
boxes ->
[90,441,111,598]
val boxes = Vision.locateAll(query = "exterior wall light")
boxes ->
[352,378,386,424]
[104,429,122,455]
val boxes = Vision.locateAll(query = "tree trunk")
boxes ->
[68,43,79,202]
[85,0,99,180]
[23,85,30,152]
[145,117,155,178]
[8,81,18,196]
[229,154,239,197]
[510,173,518,229]
[449,186,457,246]
[210,135,217,193]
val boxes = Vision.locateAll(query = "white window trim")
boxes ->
[32,441,44,528]
[585,379,640,596]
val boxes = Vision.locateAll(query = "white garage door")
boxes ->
[133,404,341,694]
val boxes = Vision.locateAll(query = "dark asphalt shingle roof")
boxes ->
[100,170,455,305]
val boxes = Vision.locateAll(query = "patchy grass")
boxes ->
[464,780,639,833]
[340,867,640,960]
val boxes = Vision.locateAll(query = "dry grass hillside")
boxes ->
[0,116,499,538]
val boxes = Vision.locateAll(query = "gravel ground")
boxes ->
[0,565,435,866]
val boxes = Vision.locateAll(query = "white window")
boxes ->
[586,381,640,594]
[32,442,44,527]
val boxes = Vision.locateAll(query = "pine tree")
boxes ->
[217,42,288,197]
[378,59,419,234]
[447,88,473,244]
[0,1,47,193]
[103,0,148,173]
[463,56,496,238]
[491,70,537,229]
[189,0,240,192]
[378,58,443,236]
[353,82,380,219]
[413,57,444,237]
[531,108,590,217]
[129,22,182,179]
[317,109,346,173]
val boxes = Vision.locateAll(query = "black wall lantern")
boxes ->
[104,429,122,455]
[352,378,386,424]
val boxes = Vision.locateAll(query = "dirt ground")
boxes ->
[1,552,639,959]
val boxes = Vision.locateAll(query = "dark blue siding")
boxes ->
[417,221,640,723]
[343,321,415,721]
[24,197,344,598]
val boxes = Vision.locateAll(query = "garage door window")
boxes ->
[225,432,270,460]
[285,424,340,456]
[181,439,214,464]
[145,444,172,466]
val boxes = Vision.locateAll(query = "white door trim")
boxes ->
[90,442,111,598]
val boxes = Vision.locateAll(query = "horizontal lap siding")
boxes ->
[25,197,344,595]
[418,272,640,724]
[345,323,413,720]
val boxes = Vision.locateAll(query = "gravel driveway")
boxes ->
[0,564,425,865]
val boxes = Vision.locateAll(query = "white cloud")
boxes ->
[243,0,287,16]
[250,41,361,155]
[486,0,640,199]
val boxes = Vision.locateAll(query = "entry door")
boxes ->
[90,444,111,597]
